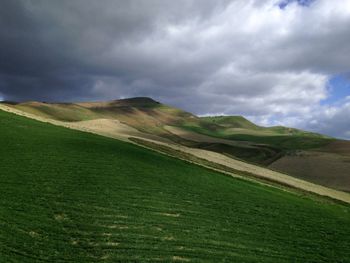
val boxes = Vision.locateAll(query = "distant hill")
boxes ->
[2,97,349,192]
[201,115,259,129]
[4,96,326,141]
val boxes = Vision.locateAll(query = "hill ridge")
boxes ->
[1,103,349,204]
[2,97,349,193]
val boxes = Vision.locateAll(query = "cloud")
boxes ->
[0,0,350,138]
[304,98,350,139]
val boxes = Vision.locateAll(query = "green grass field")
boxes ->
[3,99,333,165]
[1,109,350,262]
[180,123,332,151]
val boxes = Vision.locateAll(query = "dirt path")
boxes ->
[1,103,350,204]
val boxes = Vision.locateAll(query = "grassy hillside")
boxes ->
[3,98,329,164]
[201,116,259,130]
[201,115,326,137]
[3,98,329,145]
[185,116,331,150]
[178,116,333,167]
[179,118,350,192]
[1,109,350,262]
[3,99,283,164]
[3,98,350,192]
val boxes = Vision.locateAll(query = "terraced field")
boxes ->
[1,109,350,262]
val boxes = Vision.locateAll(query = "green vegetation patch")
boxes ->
[201,116,259,129]
[1,109,350,262]
[180,123,332,151]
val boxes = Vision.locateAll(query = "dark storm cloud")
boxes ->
[3,0,224,102]
[1,0,350,138]
[0,0,230,101]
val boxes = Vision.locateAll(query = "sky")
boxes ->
[0,0,350,139]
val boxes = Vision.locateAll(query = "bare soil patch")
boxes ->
[269,151,350,192]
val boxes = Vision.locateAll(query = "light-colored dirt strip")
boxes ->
[1,103,350,204]
[0,104,167,143]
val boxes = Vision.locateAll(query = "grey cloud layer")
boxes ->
[0,0,350,138]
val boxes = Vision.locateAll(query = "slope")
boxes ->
[1,103,349,203]
[3,98,323,164]
[2,98,349,192]
[1,109,350,262]
[201,115,259,129]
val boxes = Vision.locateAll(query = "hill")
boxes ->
[1,108,350,262]
[201,115,259,129]
[1,98,349,192]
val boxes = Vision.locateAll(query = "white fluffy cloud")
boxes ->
[302,98,350,139]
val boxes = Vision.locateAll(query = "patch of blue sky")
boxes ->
[321,74,350,105]
[278,0,315,9]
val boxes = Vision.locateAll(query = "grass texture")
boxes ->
[1,110,350,262]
